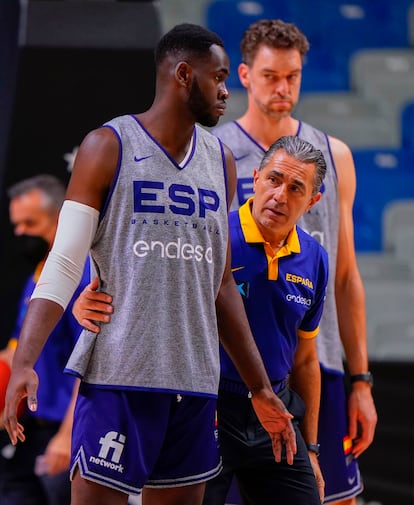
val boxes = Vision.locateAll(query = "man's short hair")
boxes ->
[260,136,326,195]
[155,23,224,67]
[7,174,66,212]
[241,19,310,66]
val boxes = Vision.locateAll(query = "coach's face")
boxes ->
[251,149,321,245]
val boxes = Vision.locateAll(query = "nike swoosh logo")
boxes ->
[231,266,245,272]
[234,154,249,161]
[36,282,49,288]
[134,155,153,162]
[348,476,356,485]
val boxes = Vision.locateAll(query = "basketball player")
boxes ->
[3,23,296,505]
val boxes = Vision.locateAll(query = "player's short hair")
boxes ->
[241,19,310,66]
[155,23,224,67]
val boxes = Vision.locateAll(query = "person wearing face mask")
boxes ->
[0,174,90,505]
[14,234,50,265]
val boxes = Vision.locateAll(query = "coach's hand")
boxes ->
[251,388,297,464]
[72,277,113,333]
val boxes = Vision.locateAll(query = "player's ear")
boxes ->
[175,61,192,87]
[238,62,250,89]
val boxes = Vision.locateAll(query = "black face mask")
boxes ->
[15,235,49,264]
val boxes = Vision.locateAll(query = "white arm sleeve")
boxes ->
[31,200,99,309]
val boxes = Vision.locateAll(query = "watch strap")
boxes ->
[350,372,373,387]
[306,443,320,456]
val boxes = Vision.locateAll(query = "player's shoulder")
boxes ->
[326,133,352,157]
[301,118,351,156]
[300,119,353,165]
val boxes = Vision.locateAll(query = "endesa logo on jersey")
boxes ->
[133,238,213,263]
[131,180,222,263]
[133,181,220,218]
[286,293,312,306]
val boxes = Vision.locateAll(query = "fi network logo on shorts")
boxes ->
[89,431,126,473]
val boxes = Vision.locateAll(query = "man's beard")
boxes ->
[188,77,218,128]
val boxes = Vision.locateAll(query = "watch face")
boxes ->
[307,443,320,456]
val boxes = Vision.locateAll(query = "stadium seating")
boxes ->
[383,199,414,256]
[370,316,414,361]
[401,100,414,150]
[409,2,414,46]
[350,48,414,113]
[300,0,411,91]
[206,0,414,92]
[293,92,395,148]
[205,0,274,88]
[357,252,413,282]
[352,148,414,251]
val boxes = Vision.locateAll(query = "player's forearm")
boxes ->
[289,360,320,444]
[335,271,369,374]
[11,299,64,370]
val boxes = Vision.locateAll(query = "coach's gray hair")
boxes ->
[259,136,327,195]
[7,174,66,213]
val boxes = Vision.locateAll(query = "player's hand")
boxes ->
[4,367,39,445]
[72,276,113,333]
[309,452,325,503]
[251,388,297,464]
[348,382,377,457]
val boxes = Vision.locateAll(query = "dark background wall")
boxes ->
[0,0,161,348]
[357,360,414,505]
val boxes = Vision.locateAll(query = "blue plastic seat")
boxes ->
[205,0,277,88]
[401,101,414,150]
[281,0,411,91]
[353,148,414,251]
[309,0,410,91]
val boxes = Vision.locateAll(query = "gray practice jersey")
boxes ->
[66,115,229,395]
[213,120,343,373]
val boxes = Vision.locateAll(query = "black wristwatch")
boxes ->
[350,372,374,387]
[306,443,320,457]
